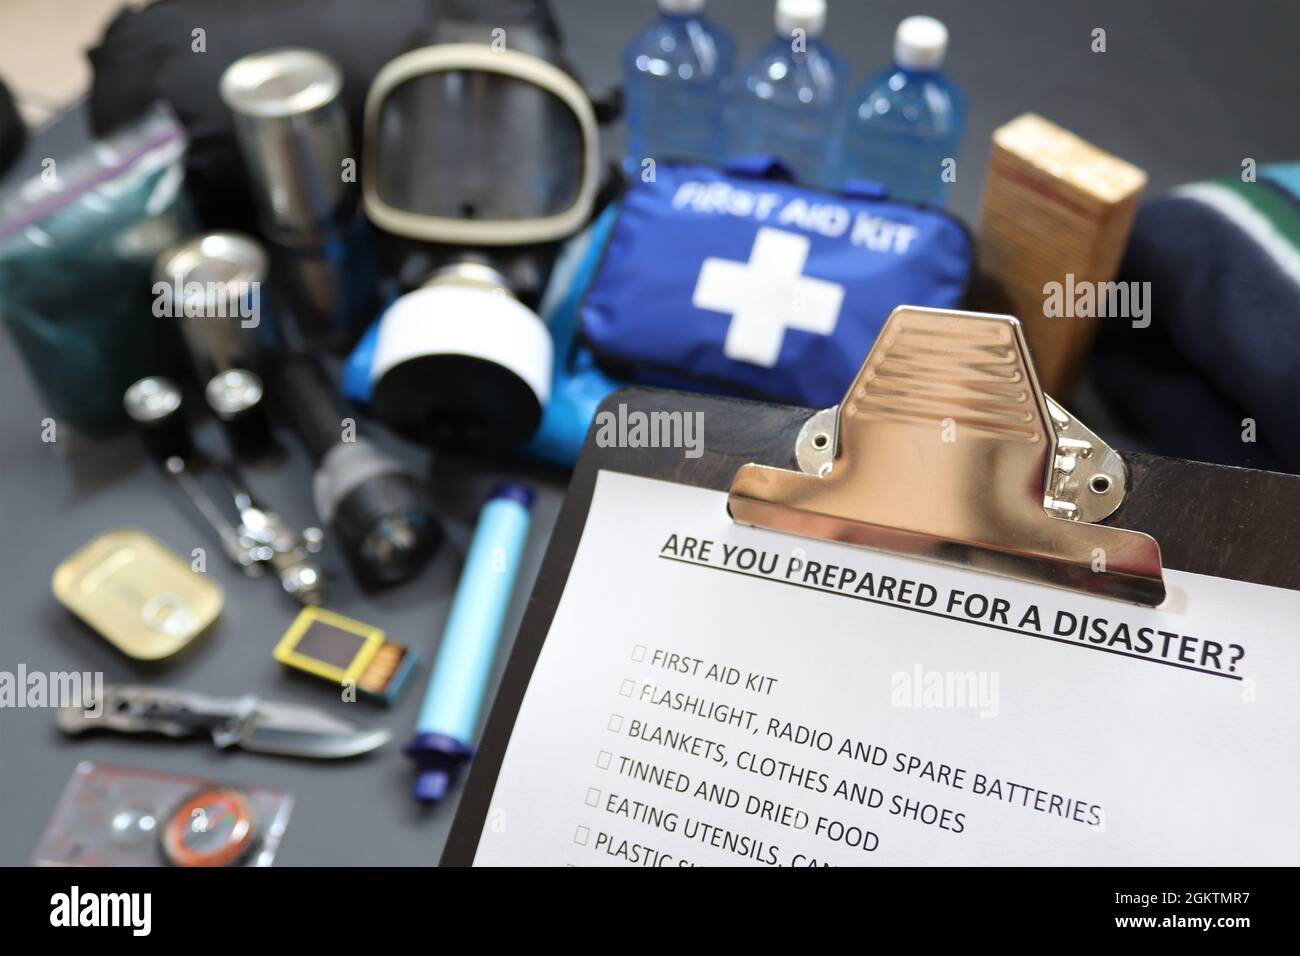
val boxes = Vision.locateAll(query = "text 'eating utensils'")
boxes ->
[58,684,390,759]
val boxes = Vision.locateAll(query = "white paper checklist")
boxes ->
[474,471,1300,866]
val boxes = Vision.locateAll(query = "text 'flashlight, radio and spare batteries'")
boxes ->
[406,484,534,803]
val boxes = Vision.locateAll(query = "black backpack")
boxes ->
[88,0,575,231]
[0,76,26,178]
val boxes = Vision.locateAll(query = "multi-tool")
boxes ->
[165,455,326,606]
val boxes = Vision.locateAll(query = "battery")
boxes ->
[155,232,274,383]
[123,376,191,460]
[205,368,271,456]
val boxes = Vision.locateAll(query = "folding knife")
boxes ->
[57,684,390,759]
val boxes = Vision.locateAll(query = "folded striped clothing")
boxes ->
[1092,163,1300,474]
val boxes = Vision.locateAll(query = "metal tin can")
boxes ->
[220,48,372,351]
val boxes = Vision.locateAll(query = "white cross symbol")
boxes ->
[692,227,845,368]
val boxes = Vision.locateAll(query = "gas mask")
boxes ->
[361,5,600,451]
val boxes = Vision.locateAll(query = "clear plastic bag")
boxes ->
[0,106,194,435]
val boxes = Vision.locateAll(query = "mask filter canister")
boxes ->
[368,261,552,451]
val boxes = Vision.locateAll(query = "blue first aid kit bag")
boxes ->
[579,158,973,408]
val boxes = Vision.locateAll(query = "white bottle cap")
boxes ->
[894,15,949,70]
[658,0,706,14]
[775,0,826,38]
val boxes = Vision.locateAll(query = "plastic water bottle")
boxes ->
[834,16,967,206]
[728,0,850,187]
[623,0,736,171]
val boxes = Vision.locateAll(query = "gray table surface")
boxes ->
[2,0,1297,866]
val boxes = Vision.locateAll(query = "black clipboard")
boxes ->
[443,367,1300,865]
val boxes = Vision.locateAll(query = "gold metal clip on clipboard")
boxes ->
[727,306,1167,606]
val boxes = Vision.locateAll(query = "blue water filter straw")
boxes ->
[405,483,534,802]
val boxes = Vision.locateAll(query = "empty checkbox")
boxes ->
[608,714,623,733]
[585,787,601,807]
[574,825,590,847]
[631,645,647,662]
[619,678,635,697]
[596,750,612,769]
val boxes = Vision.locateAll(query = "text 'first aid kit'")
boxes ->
[579,158,973,408]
